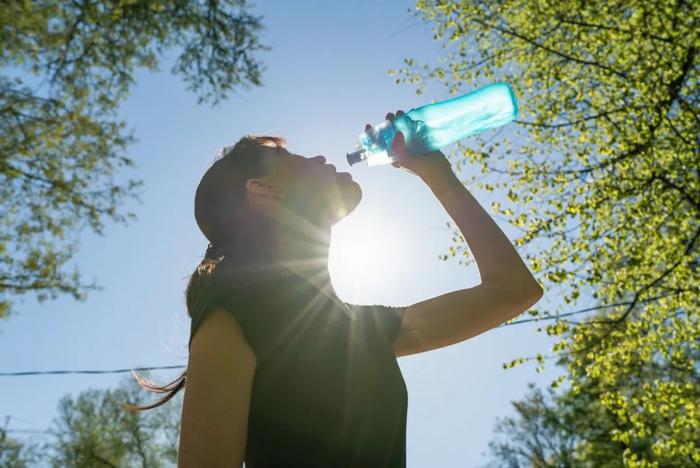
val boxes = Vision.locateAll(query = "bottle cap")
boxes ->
[346,149,366,166]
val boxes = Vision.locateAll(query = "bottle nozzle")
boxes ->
[346,149,367,166]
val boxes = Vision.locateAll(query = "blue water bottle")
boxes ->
[346,82,518,167]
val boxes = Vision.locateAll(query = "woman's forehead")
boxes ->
[260,146,303,172]
[266,146,303,160]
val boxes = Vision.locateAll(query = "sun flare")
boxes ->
[329,211,403,300]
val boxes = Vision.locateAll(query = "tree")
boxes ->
[485,346,700,468]
[0,418,42,468]
[41,375,183,467]
[485,384,621,468]
[0,0,270,319]
[391,0,699,465]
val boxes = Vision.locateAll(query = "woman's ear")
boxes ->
[245,178,286,201]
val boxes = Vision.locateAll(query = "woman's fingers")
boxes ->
[368,110,405,130]
[366,109,405,131]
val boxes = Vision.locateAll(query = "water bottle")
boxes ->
[346,82,518,167]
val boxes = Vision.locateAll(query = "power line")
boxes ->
[0,302,637,378]
[4,429,52,434]
[0,364,185,377]
[0,320,565,378]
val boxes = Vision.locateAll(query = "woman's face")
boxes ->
[246,145,362,226]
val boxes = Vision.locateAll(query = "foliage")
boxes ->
[0,420,42,468]
[485,383,623,468]
[391,0,699,465]
[39,376,183,467]
[0,0,269,318]
[486,342,699,468]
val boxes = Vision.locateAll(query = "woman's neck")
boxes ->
[230,210,332,279]
[270,219,332,282]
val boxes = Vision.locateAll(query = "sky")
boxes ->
[1,1,564,466]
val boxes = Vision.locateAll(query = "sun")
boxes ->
[328,210,404,301]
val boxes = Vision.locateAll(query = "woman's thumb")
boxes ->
[391,130,405,154]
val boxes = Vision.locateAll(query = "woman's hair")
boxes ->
[123,134,286,412]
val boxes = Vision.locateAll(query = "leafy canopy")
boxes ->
[0,0,269,318]
[390,0,698,465]
[487,345,699,467]
[0,376,183,467]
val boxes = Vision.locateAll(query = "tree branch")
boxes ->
[554,16,674,44]
[469,17,628,80]
[498,293,684,328]
[571,225,700,353]
[515,106,633,129]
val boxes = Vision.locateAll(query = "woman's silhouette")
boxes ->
[128,111,543,467]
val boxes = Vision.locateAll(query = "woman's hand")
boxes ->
[365,110,453,180]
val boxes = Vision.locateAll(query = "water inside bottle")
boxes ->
[398,107,510,155]
[351,82,518,166]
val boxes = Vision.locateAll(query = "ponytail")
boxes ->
[123,248,225,412]
[124,134,285,412]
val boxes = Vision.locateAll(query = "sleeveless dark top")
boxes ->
[188,259,408,467]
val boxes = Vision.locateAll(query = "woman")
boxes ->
[128,111,543,467]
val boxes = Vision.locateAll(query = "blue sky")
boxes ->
[1,1,563,466]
